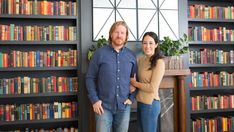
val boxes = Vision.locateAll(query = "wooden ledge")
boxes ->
[164,69,191,76]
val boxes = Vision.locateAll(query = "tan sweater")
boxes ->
[136,56,165,105]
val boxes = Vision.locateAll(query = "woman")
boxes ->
[131,32,165,132]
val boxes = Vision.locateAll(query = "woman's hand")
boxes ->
[130,74,137,87]
[130,84,136,93]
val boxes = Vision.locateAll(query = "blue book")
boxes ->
[36,51,40,67]
[58,102,62,118]
[3,79,6,94]
[69,77,72,92]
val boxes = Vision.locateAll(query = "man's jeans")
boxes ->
[95,105,131,132]
[137,100,161,132]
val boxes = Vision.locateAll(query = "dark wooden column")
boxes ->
[178,75,187,132]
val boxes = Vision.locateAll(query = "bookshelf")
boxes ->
[187,0,234,131]
[0,0,80,131]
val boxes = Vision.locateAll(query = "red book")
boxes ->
[5,105,10,121]
[10,78,14,94]
[53,76,57,92]
[47,50,50,67]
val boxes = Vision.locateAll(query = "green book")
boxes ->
[0,52,2,67]
[10,24,14,40]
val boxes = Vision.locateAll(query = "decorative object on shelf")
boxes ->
[160,34,189,70]
[87,36,108,61]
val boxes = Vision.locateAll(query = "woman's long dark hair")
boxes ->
[142,32,164,70]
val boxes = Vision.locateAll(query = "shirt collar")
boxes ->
[108,44,126,53]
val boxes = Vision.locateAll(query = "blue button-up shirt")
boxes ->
[86,44,137,112]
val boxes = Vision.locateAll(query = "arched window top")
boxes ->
[92,0,178,41]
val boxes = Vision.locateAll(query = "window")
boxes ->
[92,0,178,41]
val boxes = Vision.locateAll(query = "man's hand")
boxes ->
[124,99,132,105]
[93,100,104,115]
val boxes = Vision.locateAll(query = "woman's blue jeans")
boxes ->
[95,105,131,132]
[137,100,161,132]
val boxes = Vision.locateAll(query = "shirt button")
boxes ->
[118,61,120,63]
[118,69,120,72]
[117,77,119,80]
[117,94,119,97]
[117,86,119,88]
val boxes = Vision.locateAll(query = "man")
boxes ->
[86,21,137,132]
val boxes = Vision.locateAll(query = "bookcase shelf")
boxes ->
[189,87,234,96]
[188,18,234,23]
[189,41,234,45]
[189,64,234,68]
[0,95,78,104]
[188,0,233,6]
[0,118,78,126]
[0,41,78,45]
[0,92,78,99]
[0,118,78,131]
[187,0,234,131]
[0,0,80,131]
[0,15,77,19]
[188,67,234,73]
[191,109,234,118]
[0,67,77,71]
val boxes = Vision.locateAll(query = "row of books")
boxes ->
[12,127,78,132]
[188,26,234,42]
[191,71,234,87]
[191,95,234,111]
[0,76,78,94]
[192,117,234,132]
[190,49,234,64]
[0,50,77,67]
[0,102,78,121]
[0,0,77,16]
[0,24,77,41]
[188,5,234,19]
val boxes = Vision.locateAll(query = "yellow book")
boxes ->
[62,102,66,118]
[30,104,33,120]
[43,1,48,15]
[15,0,20,14]
[222,117,227,131]
[23,77,27,94]
[17,77,21,94]
[58,77,62,93]
[23,52,28,67]
[58,50,61,67]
